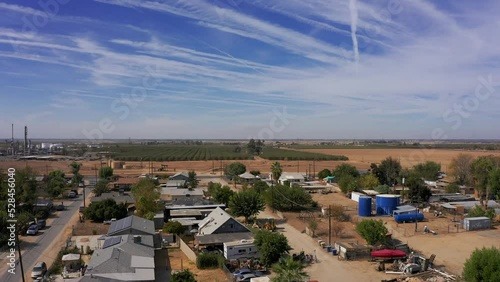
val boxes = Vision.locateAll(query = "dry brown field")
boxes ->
[290,148,500,172]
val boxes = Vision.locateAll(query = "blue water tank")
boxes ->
[358,196,372,217]
[394,213,424,223]
[376,195,400,215]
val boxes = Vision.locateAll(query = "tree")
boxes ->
[463,246,500,282]
[271,256,308,282]
[253,180,269,194]
[13,167,38,205]
[414,161,441,181]
[265,184,313,211]
[93,180,109,197]
[84,198,128,222]
[445,183,461,193]
[171,269,197,282]
[250,170,261,176]
[131,178,161,220]
[270,162,283,183]
[188,170,198,188]
[229,189,265,222]
[163,221,187,235]
[467,205,496,220]
[332,164,359,181]
[450,154,474,185]
[46,174,66,198]
[99,167,113,179]
[338,174,358,194]
[359,174,380,189]
[247,139,264,155]
[489,168,500,200]
[69,162,83,187]
[356,219,388,245]
[308,220,318,236]
[255,230,292,266]
[374,184,391,194]
[224,162,246,179]
[405,171,431,203]
[372,157,402,186]
[317,168,332,179]
[212,185,234,206]
[471,156,500,208]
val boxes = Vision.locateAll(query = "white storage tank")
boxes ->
[351,192,364,203]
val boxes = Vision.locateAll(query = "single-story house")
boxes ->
[81,234,156,282]
[107,215,161,248]
[164,198,225,221]
[159,180,187,188]
[161,188,204,201]
[277,172,306,185]
[90,192,136,213]
[238,172,258,183]
[195,207,253,248]
[169,172,190,181]
[107,177,140,191]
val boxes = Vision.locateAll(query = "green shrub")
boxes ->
[196,253,225,269]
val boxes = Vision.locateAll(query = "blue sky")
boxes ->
[1,0,500,140]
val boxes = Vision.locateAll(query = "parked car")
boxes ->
[55,204,65,211]
[71,189,79,195]
[31,262,47,279]
[236,273,257,282]
[103,218,117,225]
[26,224,39,235]
[233,269,252,277]
[36,219,46,229]
[68,191,77,198]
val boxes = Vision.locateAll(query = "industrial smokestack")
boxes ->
[11,124,14,156]
[24,126,28,155]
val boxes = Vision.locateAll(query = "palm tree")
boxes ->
[271,256,308,282]
[270,162,283,184]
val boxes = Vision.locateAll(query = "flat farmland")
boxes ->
[288,148,500,172]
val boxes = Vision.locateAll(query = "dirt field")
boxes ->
[168,248,228,282]
[291,148,500,172]
[285,191,500,277]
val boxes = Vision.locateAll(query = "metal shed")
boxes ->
[463,217,491,231]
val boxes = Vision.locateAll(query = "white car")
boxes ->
[31,262,47,279]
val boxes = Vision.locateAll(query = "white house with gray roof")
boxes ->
[81,234,155,282]
[195,207,253,246]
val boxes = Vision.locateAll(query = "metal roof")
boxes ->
[107,215,155,236]
[195,232,254,245]
[85,235,155,281]
[239,172,257,179]
[161,188,204,197]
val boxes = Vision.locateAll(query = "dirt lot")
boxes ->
[286,191,500,277]
[167,248,229,282]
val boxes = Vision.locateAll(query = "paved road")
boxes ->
[0,192,85,282]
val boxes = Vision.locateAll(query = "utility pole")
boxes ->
[16,230,26,282]
[328,205,332,246]
[313,160,316,180]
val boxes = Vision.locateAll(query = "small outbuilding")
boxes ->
[62,253,81,273]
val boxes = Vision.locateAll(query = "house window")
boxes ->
[238,249,247,253]
[230,224,234,228]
